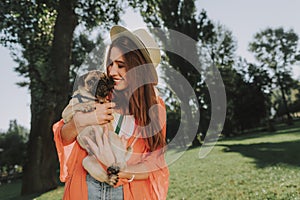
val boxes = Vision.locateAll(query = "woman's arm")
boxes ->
[61,102,115,145]
[118,163,149,180]
[61,117,81,145]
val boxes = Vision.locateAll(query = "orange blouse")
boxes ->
[53,98,169,200]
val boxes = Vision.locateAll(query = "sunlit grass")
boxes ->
[167,121,300,199]
[34,187,64,200]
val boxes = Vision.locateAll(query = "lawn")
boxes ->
[1,121,300,200]
[167,121,300,199]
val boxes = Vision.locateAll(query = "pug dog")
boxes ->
[62,70,131,185]
[62,70,114,123]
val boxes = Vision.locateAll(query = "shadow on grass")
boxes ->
[221,140,300,168]
[0,179,60,200]
[0,180,33,200]
[219,120,300,142]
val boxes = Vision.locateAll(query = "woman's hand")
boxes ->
[74,102,115,127]
[61,102,115,145]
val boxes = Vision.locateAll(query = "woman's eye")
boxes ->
[106,60,112,66]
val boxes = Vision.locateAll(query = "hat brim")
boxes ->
[110,25,161,68]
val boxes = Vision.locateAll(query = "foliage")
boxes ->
[0,0,121,90]
[199,23,239,136]
[249,27,300,123]
[233,59,273,132]
[68,32,107,97]
[0,120,28,169]
[199,23,236,67]
[233,74,268,131]
[273,82,300,118]
[198,22,269,135]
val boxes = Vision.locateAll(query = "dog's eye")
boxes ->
[87,78,96,86]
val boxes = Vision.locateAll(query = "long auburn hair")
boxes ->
[106,36,166,151]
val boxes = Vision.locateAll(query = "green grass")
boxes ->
[167,121,300,200]
[1,122,300,200]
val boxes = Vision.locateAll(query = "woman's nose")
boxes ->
[109,62,118,76]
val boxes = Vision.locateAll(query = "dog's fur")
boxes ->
[62,70,114,123]
[62,70,131,184]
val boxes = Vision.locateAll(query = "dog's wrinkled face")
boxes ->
[77,70,115,102]
[84,71,103,94]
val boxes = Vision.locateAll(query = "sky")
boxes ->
[1,0,300,131]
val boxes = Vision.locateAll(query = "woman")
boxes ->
[53,25,169,200]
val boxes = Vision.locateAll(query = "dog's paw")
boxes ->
[107,174,119,186]
[107,164,120,175]
[107,164,120,186]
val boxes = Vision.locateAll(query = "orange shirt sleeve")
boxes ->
[52,119,88,200]
[53,119,69,182]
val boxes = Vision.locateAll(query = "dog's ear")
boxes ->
[74,73,89,91]
[86,71,102,94]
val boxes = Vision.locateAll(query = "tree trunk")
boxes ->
[21,0,77,195]
[277,74,293,125]
[280,87,293,125]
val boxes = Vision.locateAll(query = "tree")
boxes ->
[273,78,300,119]
[289,82,300,117]
[249,27,300,124]
[0,0,122,194]
[233,59,272,132]
[199,23,238,136]
[0,120,29,169]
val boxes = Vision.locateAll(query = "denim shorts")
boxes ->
[86,173,123,200]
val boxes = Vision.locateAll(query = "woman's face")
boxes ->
[107,47,128,91]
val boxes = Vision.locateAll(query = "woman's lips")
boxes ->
[113,78,124,85]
